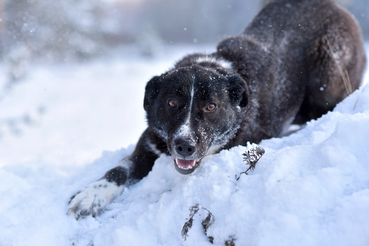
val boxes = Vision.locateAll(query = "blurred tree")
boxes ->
[0,0,367,62]
[0,0,125,61]
[135,0,262,44]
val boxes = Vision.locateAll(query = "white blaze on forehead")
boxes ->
[189,75,195,113]
[175,75,195,141]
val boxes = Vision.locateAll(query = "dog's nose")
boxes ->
[174,140,196,157]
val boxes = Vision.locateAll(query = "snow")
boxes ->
[0,43,369,246]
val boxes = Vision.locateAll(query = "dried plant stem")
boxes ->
[346,70,353,94]
[325,36,352,95]
[353,82,369,110]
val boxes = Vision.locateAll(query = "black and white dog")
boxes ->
[68,0,366,219]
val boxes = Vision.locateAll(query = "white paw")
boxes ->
[67,179,124,220]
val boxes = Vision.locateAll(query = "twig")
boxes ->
[236,142,265,180]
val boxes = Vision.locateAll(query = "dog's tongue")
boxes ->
[176,158,195,169]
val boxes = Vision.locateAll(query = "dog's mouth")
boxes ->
[174,158,201,175]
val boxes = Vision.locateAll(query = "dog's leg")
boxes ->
[67,128,163,220]
[301,14,366,121]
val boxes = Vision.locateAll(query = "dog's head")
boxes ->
[144,65,248,174]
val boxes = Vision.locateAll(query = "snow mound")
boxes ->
[1,84,369,246]
[1,41,369,245]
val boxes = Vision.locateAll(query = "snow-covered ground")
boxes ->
[0,43,368,246]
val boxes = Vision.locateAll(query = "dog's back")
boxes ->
[217,0,366,139]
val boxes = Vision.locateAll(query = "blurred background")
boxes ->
[0,0,368,62]
[0,0,368,167]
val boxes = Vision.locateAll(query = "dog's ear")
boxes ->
[227,75,248,107]
[144,76,162,111]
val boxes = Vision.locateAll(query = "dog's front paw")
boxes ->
[67,179,124,220]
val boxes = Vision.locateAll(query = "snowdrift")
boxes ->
[1,83,369,246]
[1,43,369,245]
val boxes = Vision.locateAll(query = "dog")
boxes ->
[68,0,366,219]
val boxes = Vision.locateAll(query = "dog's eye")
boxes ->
[168,99,177,108]
[206,103,216,111]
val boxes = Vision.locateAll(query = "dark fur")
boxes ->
[68,0,366,219]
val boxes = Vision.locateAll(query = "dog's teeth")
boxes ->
[175,158,199,170]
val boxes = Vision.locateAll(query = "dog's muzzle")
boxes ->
[173,139,202,174]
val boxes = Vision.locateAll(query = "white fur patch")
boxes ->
[207,144,223,155]
[152,127,168,141]
[195,56,233,70]
[174,77,195,142]
[146,138,163,156]
[67,179,124,219]
[177,119,192,139]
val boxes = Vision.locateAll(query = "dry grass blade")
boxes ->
[325,36,352,96]
[353,82,369,110]
[346,70,353,94]
[181,205,200,240]
[181,204,214,242]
